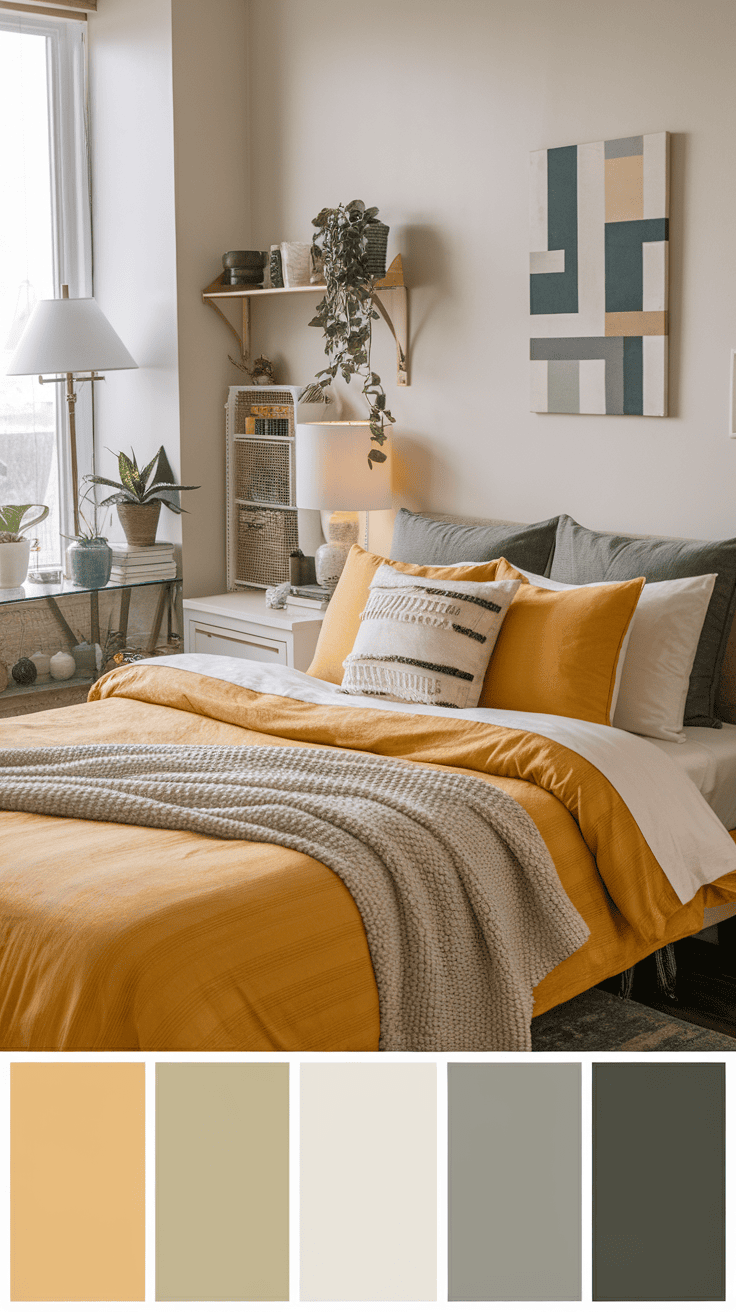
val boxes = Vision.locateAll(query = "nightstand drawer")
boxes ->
[189,619,288,664]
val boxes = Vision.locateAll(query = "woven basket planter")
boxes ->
[117,501,161,547]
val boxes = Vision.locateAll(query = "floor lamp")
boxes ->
[5,285,137,537]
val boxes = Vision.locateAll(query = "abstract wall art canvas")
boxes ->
[530,132,669,416]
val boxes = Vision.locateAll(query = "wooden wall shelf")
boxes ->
[202,255,408,386]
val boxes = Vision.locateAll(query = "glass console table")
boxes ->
[0,574,182,650]
[0,575,182,714]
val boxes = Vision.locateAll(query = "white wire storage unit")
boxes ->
[225,385,327,590]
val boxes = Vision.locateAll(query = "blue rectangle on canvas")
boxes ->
[530,145,578,315]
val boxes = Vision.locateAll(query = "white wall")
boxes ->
[248,0,736,553]
[89,0,250,597]
[88,0,181,548]
[170,0,250,597]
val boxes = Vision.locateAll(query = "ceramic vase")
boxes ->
[50,651,76,680]
[0,539,30,588]
[66,539,113,589]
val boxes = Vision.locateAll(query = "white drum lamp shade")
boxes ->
[5,296,137,376]
[4,290,137,538]
[296,422,392,587]
[295,422,392,510]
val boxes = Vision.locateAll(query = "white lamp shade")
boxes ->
[296,422,392,510]
[5,295,137,375]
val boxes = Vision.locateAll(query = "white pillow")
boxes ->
[505,562,716,743]
[341,564,521,708]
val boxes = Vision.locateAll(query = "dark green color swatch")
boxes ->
[593,1062,725,1301]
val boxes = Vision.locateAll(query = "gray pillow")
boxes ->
[390,509,559,575]
[549,514,736,728]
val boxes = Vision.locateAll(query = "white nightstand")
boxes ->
[182,590,324,671]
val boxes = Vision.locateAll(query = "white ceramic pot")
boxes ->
[50,651,76,681]
[0,539,30,588]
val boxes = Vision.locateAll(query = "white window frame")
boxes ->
[0,10,92,548]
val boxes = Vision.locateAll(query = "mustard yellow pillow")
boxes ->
[308,544,523,685]
[481,568,644,724]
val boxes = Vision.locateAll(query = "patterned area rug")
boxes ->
[531,986,736,1051]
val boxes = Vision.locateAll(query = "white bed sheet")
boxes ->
[135,654,736,905]
[646,724,736,832]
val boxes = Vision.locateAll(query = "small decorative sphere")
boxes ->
[12,657,37,685]
[50,650,76,681]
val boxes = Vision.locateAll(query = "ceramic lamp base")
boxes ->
[315,513,359,588]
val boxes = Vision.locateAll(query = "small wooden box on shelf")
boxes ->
[183,590,323,672]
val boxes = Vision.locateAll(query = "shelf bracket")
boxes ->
[372,254,408,386]
[372,287,408,387]
[202,287,250,371]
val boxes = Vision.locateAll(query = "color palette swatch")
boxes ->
[5,1056,732,1305]
[156,1062,289,1301]
[593,1061,725,1301]
[300,1062,437,1301]
[10,1062,145,1302]
[448,1061,581,1300]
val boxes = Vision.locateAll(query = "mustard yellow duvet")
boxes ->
[1,658,735,1051]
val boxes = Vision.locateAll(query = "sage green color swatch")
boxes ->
[593,1062,725,1301]
[155,1062,289,1301]
[448,1062,581,1301]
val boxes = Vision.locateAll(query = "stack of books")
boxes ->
[286,583,333,613]
[109,542,177,585]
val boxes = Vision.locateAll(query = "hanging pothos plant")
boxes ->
[303,199,393,468]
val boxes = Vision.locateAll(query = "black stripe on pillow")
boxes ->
[349,654,474,681]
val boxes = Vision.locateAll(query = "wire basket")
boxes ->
[234,507,299,589]
[233,438,293,506]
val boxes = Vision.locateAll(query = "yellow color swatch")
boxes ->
[11,1062,145,1302]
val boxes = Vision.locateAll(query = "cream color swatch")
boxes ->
[10,1062,145,1302]
[155,1062,289,1301]
[300,1062,436,1301]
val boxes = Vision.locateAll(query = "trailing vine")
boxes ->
[304,199,394,468]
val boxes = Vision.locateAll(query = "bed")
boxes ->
[2,508,736,1052]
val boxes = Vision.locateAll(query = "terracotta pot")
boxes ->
[117,501,161,547]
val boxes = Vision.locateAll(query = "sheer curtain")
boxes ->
[0,13,92,565]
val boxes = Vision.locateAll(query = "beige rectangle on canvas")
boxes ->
[301,1063,437,1302]
[156,1062,289,1301]
[605,154,644,223]
[10,1063,145,1302]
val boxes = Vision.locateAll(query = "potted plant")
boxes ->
[85,446,198,546]
[0,504,49,588]
[305,199,394,468]
[63,489,113,589]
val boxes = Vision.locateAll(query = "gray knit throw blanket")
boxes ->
[0,743,589,1051]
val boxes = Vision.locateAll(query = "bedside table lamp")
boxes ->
[296,421,392,587]
[5,285,137,537]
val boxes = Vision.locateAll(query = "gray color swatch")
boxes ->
[593,1062,725,1302]
[448,1063,581,1301]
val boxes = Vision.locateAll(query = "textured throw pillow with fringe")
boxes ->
[341,563,521,708]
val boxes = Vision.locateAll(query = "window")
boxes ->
[0,13,92,566]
